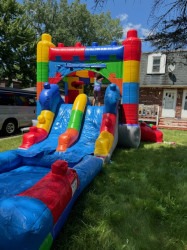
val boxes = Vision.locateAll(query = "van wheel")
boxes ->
[2,119,17,136]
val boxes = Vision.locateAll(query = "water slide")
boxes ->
[0,83,120,250]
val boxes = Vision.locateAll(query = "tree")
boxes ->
[23,0,60,41]
[91,0,106,8]
[23,0,123,46]
[56,0,96,45]
[0,0,36,87]
[90,12,123,45]
[146,0,187,50]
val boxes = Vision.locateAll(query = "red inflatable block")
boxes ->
[19,160,79,223]
[100,113,116,135]
[19,127,48,149]
[49,72,62,84]
[52,160,68,175]
[49,47,85,61]
[68,90,79,103]
[121,104,138,124]
[122,30,141,61]
[71,81,84,89]
[140,122,163,142]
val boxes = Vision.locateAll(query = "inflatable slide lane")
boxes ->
[56,94,87,152]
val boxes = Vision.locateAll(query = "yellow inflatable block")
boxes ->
[123,60,140,83]
[37,34,55,62]
[76,70,89,78]
[90,77,95,84]
[68,77,79,90]
[72,94,87,112]
[94,131,114,157]
[36,110,54,133]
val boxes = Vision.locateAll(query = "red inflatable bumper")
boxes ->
[140,122,163,143]
[19,127,48,149]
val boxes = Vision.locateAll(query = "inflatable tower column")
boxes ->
[37,34,55,114]
[118,29,141,148]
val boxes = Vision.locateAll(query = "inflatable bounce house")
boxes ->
[0,29,163,249]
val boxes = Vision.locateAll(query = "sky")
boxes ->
[79,0,154,52]
[17,0,157,52]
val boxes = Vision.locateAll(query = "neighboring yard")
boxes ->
[0,130,187,250]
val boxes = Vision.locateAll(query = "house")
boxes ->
[139,50,187,130]
[0,78,22,89]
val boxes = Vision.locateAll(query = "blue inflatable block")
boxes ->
[49,61,59,78]
[39,83,63,113]
[103,84,120,114]
[0,150,22,174]
[73,55,82,62]
[74,155,103,192]
[80,77,90,84]
[55,56,63,62]
[0,196,53,250]
[122,83,139,104]
[85,45,124,61]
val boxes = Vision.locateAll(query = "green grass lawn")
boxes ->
[0,130,187,250]
[0,135,22,151]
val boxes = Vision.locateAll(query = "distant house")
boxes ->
[0,78,22,89]
[139,50,187,130]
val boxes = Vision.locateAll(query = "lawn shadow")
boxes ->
[52,143,187,250]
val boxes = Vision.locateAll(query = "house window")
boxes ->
[152,56,161,73]
[147,53,166,74]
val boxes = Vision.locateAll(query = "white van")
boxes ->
[0,87,36,135]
